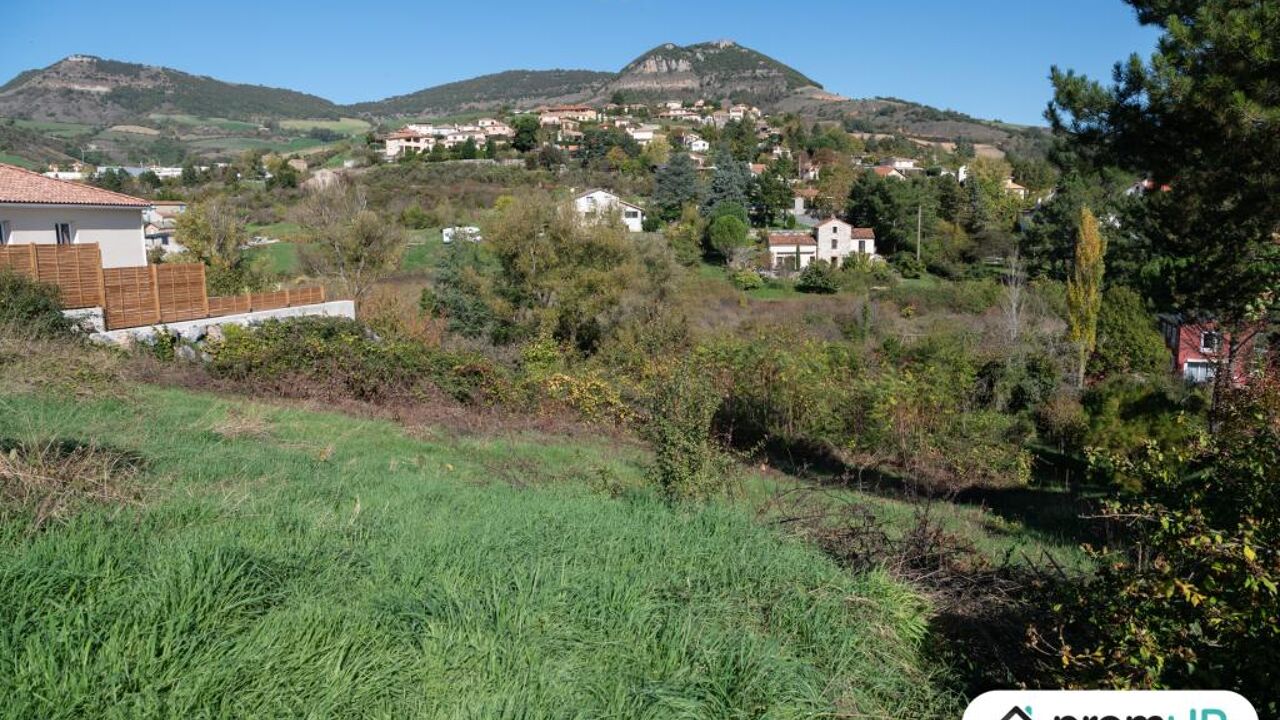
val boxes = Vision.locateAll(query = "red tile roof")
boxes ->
[768,232,816,247]
[0,163,148,207]
[851,227,875,239]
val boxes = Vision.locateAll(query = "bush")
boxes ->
[645,363,734,503]
[890,251,925,279]
[795,261,839,294]
[730,268,763,291]
[206,317,512,406]
[0,270,74,337]
[1030,377,1280,715]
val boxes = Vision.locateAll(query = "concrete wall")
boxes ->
[89,300,356,344]
[0,204,146,268]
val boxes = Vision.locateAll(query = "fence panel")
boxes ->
[102,266,160,330]
[33,245,104,309]
[287,286,325,306]
[207,295,250,317]
[0,245,37,275]
[154,263,208,323]
[249,290,289,311]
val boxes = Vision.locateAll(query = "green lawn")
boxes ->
[149,114,260,133]
[0,385,958,718]
[245,241,301,276]
[0,153,38,169]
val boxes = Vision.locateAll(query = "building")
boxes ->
[625,125,659,146]
[540,105,598,124]
[872,165,907,181]
[384,123,491,158]
[768,220,876,271]
[767,231,817,271]
[0,162,148,268]
[683,133,710,153]
[573,189,645,232]
[1002,178,1029,199]
[880,157,918,171]
[813,218,877,266]
[143,201,187,256]
[1158,315,1259,384]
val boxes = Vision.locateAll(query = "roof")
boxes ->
[851,227,875,239]
[816,217,850,228]
[575,188,644,211]
[0,163,149,207]
[872,166,902,178]
[768,232,816,248]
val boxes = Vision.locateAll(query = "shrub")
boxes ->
[206,317,511,405]
[730,268,764,291]
[890,251,925,279]
[645,363,734,503]
[795,261,839,294]
[0,270,74,338]
[1030,377,1280,715]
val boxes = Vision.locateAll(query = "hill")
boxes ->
[346,69,615,117]
[0,55,341,124]
[599,40,820,106]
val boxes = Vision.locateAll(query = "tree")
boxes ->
[1048,0,1280,364]
[295,184,406,305]
[1067,207,1106,388]
[749,166,792,227]
[180,163,199,186]
[138,170,161,191]
[511,115,540,152]
[457,138,478,160]
[175,199,263,294]
[1092,285,1170,378]
[813,162,855,218]
[707,215,750,264]
[664,204,705,266]
[652,151,700,222]
[703,146,750,216]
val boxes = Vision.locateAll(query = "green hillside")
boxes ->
[347,69,615,117]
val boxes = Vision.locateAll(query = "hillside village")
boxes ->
[1,5,1278,718]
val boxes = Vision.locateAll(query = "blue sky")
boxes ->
[0,0,1160,125]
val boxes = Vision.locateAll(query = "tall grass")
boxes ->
[0,388,958,718]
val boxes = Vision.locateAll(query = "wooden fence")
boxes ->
[0,244,327,331]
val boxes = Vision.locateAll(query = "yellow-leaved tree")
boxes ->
[1066,206,1106,388]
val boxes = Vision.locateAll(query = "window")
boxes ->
[1184,360,1215,384]
[624,210,639,219]
[1200,331,1223,353]
[858,240,866,254]
[54,223,72,245]
[0,221,9,246]
[830,238,837,249]
[831,226,838,234]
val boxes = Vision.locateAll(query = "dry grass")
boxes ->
[210,406,273,441]
[0,324,128,400]
[0,437,143,530]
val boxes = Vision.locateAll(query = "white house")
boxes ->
[881,157,918,171]
[767,231,817,271]
[0,163,148,268]
[683,133,710,153]
[626,125,659,146]
[573,189,645,232]
[813,218,876,266]
[768,221,876,271]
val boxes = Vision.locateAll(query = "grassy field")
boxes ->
[187,136,332,155]
[11,118,96,138]
[0,153,38,169]
[246,228,446,279]
[0,384,959,718]
[279,118,371,135]
[150,114,260,133]
[245,242,302,276]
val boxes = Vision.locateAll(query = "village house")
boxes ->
[0,162,148,268]
[683,133,710,153]
[872,165,908,181]
[143,200,187,256]
[1158,315,1259,384]
[539,105,599,124]
[625,125,659,146]
[1002,177,1029,199]
[768,220,877,271]
[880,157,918,171]
[573,189,646,232]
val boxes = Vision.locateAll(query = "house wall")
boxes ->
[574,191,645,232]
[769,244,816,270]
[0,204,146,268]
[814,222,876,266]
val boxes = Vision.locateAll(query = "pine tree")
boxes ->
[703,146,750,216]
[1067,207,1106,388]
[652,152,700,222]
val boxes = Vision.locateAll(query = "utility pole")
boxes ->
[915,204,922,262]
